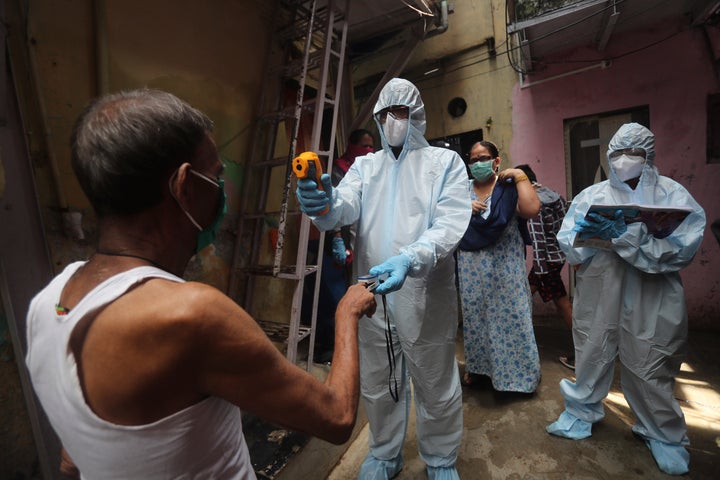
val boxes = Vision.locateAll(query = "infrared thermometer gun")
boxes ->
[292,151,329,215]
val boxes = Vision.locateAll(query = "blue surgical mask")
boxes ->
[469,160,495,182]
[170,169,227,253]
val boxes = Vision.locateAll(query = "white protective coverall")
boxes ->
[548,123,706,475]
[312,78,471,477]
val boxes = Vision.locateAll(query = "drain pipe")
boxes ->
[349,0,450,132]
[425,0,449,38]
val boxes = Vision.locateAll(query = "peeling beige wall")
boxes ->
[25,0,274,292]
[21,1,517,329]
[0,148,5,199]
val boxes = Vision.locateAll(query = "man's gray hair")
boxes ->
[71,89,213,217]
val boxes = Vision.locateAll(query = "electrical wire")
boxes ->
[400,0,435,17]
[449,0,688,75]
[439,22,686,80]
[535,0,684,65]
[380,292,399,403]
[536,28,683,65]
[504,0,629,74]
[505,0,529,74]
[503,0,693,72]
[363,0,693,91]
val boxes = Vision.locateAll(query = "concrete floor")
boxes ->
[4,314,717,479]
[325,316,720,480]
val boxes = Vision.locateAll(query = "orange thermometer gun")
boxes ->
[292,151,330,215]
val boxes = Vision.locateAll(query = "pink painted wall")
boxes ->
[511,21,720,328]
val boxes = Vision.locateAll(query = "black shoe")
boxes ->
[559,355,575,370]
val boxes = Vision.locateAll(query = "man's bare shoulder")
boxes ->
[94,278,259,351]
[80,278,271,423]
[109,278,284,400]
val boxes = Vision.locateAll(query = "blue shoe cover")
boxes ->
[427,465,460,480]
[358,453,403,480]
[546,410,592,439]
[645,439,689,475]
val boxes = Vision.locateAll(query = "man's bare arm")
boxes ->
[194,282,375,444]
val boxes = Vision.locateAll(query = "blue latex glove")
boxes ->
[331,236,347,266]
[573,209,627,239]
[295,162,333,216]
[369,254,411,295]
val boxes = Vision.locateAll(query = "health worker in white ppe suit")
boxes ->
[296,78,471,480]
[546,123,706,475]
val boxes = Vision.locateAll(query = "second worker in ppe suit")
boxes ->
[296,78,471,479]
[546,123,706,475]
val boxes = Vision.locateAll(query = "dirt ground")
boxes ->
[0,327,41,480]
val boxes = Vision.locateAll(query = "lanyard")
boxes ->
[380,293,399,403]
[363,277,399,403]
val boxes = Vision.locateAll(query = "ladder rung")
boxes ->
[259,110,296,122]
[276,9,331,42]
[240,264,318,277]
[273,50,324,77]
[260,99,316,122]
[239,211,302,220]
[257,320,311,344]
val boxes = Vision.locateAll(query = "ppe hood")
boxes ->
[373,78,429,159]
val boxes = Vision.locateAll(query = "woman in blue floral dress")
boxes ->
[457,141,541,392]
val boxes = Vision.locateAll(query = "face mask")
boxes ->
[347,144,373,158]
[469,160,495,182]
[611,154,645,182]
[344,144,374,166]
[195,177,226,252]
[383,114,409,147]
[170,169,227,253]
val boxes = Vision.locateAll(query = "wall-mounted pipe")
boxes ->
[348,0,450,131]
[425,0,449,38]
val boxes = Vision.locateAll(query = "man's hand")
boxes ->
[369,254,412,295]
[338,283,377,319]
[573,209,627,239]
[295,163,333,216]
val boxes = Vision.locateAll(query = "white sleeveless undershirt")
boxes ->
[26,262,256,479]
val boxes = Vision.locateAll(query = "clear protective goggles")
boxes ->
[377,106,410,123]
[609,148,646,159]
